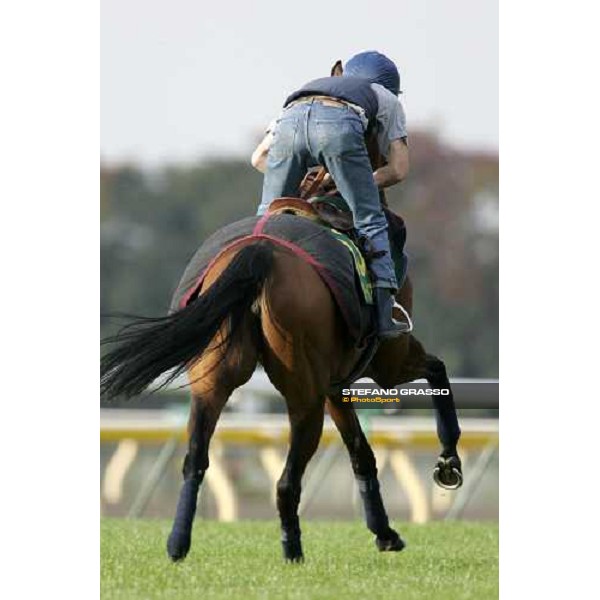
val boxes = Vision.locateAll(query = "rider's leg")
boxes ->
[257,105,310,215]
[309,105,408,337]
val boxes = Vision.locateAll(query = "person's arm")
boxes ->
[373,139,409,188]
[370,84,410,188]
[250,131,274,173]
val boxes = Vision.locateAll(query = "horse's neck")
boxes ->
[365,133,389,206]
[366,130,386,166]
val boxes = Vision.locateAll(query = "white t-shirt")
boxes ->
[370,83,408,158]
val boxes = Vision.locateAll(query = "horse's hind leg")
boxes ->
[257,247,336,561]
[166,316,258,562]
[166,390,221,562]
[275,398,325,562]
[326,398,405,552]
[261,330,327,563]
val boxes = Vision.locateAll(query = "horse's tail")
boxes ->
[100,242,274,399]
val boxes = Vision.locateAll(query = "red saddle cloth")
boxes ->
[170,211,373,342]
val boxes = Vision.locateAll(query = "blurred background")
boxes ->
[101,0,498,523]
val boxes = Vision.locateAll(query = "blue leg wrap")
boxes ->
[166,476,202,561]
[356,476,390,537]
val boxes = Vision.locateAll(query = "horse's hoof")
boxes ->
[282,538,304,563]
[167,531,191,562]
[433,455,463,490]
[375,529,406,552]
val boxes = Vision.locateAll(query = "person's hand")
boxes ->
[321,173,336,192]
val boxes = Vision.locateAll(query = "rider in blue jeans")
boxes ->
[252,51,410,338]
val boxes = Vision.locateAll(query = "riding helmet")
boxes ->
[344,51,401,95]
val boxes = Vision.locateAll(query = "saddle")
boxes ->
[266,167,408,289]
[267,197,373,305]
[267,196,352,231]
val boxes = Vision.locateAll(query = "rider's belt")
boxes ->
[286,95,368,130]
[286,95,355,110]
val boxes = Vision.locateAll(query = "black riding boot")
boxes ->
[374,287,410,339]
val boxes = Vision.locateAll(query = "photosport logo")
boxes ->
[342,386,449,406]
[339,381,499,410]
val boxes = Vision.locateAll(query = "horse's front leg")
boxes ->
[425,354,463,489]
[326,397,405,551]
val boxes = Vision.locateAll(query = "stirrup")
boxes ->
[392,300,413,334]
[378,320,411,339]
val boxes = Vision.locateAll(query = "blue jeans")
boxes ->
[257,101,397,289]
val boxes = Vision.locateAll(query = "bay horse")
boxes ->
[100,62,463,563]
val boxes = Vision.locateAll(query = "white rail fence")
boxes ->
[101,374,498,522]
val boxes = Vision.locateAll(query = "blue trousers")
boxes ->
[257,101,398,289]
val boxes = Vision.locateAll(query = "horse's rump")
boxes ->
[170,213,372,341]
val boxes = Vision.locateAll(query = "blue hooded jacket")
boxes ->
[344,51,401,96]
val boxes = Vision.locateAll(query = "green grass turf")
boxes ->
[101,519,498,600]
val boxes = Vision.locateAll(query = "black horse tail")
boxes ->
[100,242,274,400]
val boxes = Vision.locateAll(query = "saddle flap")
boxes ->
[310,198,355,231]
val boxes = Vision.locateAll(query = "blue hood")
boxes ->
[344,51,401,95]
